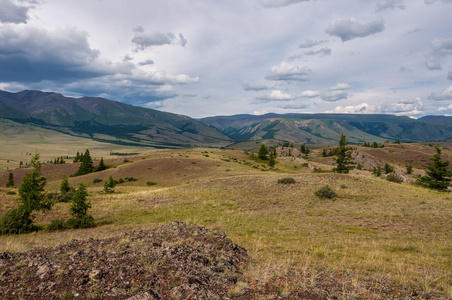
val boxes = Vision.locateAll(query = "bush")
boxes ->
[92,178,102,183]
[386,172,404,183]
[0,206,35,235]
[104,175,116,193]
[66,215,95,229]
[384,163,395,174]
[371,165,383,177]
[315,185,337,199]
[46,218,66,231]
[146,181,157,186]
[6,191,16,195]
[277,177,296,184]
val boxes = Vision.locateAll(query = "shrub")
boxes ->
[277,177,296,184]
[6,191,16,195]
[6,171,14,188]
[371,165,383,177]
[406,165,413,174]
[46,218,66,231]
[92,178,102,183]
[0,206,35,235]
[146,181,157,186]
[104,175,116,193]
[124,177,137,182]
[315,185,337,199]
[66,215,95,229]
[386,172,404,183]
[384,163,395,174]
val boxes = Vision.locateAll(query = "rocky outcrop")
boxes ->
[0,222,248,299]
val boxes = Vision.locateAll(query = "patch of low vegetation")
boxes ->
[277,177,296,184]
[386,172,404,183]
[314,185,337,199]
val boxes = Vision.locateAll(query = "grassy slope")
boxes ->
[0,119,150,170]
[0,147,451,298]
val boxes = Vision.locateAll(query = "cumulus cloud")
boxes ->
[375,0,406,12]
[330,98,423,115]
[256,90,294,101]
[437,104,452,112]
[265,62,310,82]
[132,26,187,50]
[304,48,331,56]
[298,39,328,49]
[425,0,452,4]
[426,38,452,70]
[299,90,320,98]
[429,86,452,100]
[325,19,385,42]
[280,101,308,109]
[138,59,155,66]
[260,0,311,8]
[0,0,32,24]
[329,83,351,91]
[321,90,348,102]
[243,82,269,91]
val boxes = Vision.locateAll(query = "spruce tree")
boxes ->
[269,152,276,168]
[60,174,71,194]
[95,157,107,172]
[258,144,269,160]
[6,171,14,188]
[417,146,452,191]
[75,149,94,176]
[67,183,95,229]
[104,175,116,193]
[332,134,355,174]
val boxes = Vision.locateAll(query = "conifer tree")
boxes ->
[6,171,14,188]
[258,144,269,160]
[104,175,116,193]
[332,134,355,174]
[95,157,107,172]
[417,146,452,190]
[269,152,276,168]
[67,183,95,229]
[60,174,71,195]
[74,149,94,176]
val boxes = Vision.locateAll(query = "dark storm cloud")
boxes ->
[325,19,385,42]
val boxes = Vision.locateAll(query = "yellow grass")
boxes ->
[0,147,451,297]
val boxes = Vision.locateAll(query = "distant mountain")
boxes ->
[418,115,452,123]
[0,90,231,148]
[201,113,452,144]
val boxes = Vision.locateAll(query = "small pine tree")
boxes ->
[269,152,276,168]
[104,175,116,193]
[332,134,354,174]
[67,183,95,229]
[95,157,107,172]
[74,149,94,176]
[73,151,81,163]
[258,144,269,160]
[416,146,452,191]
[6,171,14,188]
[60,174,71,195]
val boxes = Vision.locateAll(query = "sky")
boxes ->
[0,0,451,118]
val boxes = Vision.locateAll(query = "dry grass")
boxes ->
[0,147,451,298]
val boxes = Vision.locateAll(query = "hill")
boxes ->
[0,147,451,298]
[201,113,452,144]
[0,90,231,148]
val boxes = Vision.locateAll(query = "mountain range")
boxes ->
[1,90,452,148]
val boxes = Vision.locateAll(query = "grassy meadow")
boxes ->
[0,145,451,298]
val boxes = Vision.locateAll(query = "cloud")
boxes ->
[304,48,331,56]
[243,82,269,91]
[426,38,452,70]
[132,26,187,50]
[375,0,406,12]
[298,39,328,49]
[321,90,348,102]
[138,59,155,66]
[280,101,308,109]
[325,19,385,42]
[329,98,423,115]
[265,62,310,82]
[425,0,452,4]
[256,90,294,101]
[437,104,452,112]
[329,83,351,91]
[400,66,413,73]
[429,86,452,100]
[260,0,311,8]
[0,0,32,24]
[448,70,452,80]
[299,90,320,98]
[0,25,104,82]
